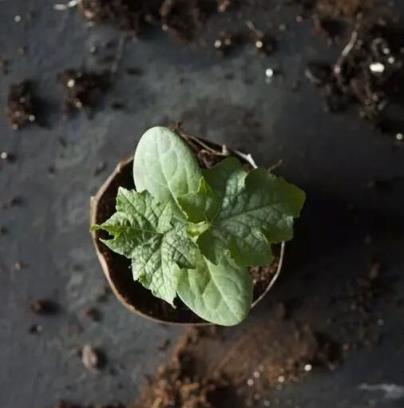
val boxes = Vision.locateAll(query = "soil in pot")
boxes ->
[91,130,282,324]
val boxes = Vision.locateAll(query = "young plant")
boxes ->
[93,127,305,326]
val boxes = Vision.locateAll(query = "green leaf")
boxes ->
[177,252,253,326]
[133,127,202,216]
[203,157,247,198]
[95,188,196,305]
[178,178,220,223]
[197,166,306,266]
[132,223,196,305]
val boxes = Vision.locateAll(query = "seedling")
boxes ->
[93,127,305,325]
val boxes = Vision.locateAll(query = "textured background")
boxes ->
[1,1,404,407]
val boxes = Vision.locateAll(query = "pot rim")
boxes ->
[90,135,285,325]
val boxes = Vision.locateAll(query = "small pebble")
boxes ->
[67,79,75,88]
[256,40,264,49]
[14,15,22,23]
[253,370,260,378]
[369,62,385,74]
[277,375,285,383]
[265,68,274,78]
[247,378,254,386]
[81,344,104,371]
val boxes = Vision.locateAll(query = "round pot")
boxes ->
[90,133,285,325]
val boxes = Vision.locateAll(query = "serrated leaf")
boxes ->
[95,188,196,305]
[178,178,220,223]
[197,166,306,266]
[95,187,172,257]
[203,157,247,198]
[133,127,202,216]
[177,252,253,326]
[132,223,196,305]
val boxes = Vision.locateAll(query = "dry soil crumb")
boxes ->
[30,299,60,315]
[133,312,339,407]
[315,0,373,19]
[57,69,109,115]
[79,0,154,36]
[306,19,404,136]
[6,80,38,130]
[79,0,211,41]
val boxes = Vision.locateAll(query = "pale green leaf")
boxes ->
[177,252,253,326]
[132,224,196,305]
[177,178,220,223]
[133,127,202,216]
[94,188,196,305]
[203,157,247,198]
[197,166,306,266]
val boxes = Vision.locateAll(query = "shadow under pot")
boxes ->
[90,133,285,325]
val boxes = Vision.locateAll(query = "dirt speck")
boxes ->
[30,299,60,315]
[6,80,38,130]
[57,69,109,115]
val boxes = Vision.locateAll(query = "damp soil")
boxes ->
[132,256,394,407]
[92,130,279,324]
[6,80,38,130]
[306,19,404,137]
[79,0,214,41]
[133,308,340,408]
[57,69,109,115]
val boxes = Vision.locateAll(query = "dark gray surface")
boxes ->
[1,1,404,407]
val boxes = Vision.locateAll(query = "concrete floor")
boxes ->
[1,1,404,407]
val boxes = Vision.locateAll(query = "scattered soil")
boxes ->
[342,262,389,349]
[0,57,9,74]
[6,80,38,130]
[301,0,373,20]
[1,196,24,209]
[306,19,404,136]
[81,307,102,322]
[79,0,213,41]
[315,0,373,19]
[57,69,109,115]
[160,0,212,42]
[133,310,340,408]
[30,299,60,315]
[79,0,158,36]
